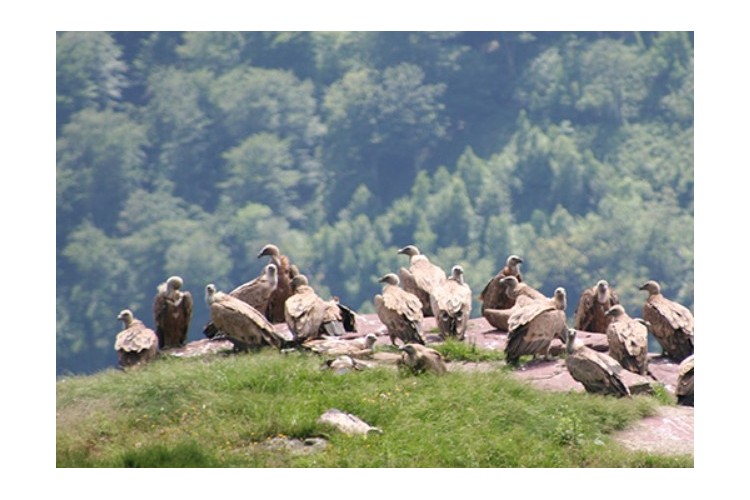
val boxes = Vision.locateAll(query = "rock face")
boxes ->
[318,409,383,435]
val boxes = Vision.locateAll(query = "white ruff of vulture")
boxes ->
[639,280,694,362]
[605,304,649,376]
[284,275,346,343]
[304,333,378,358]
[479,254,524,313]
[398,343,447,375]
[115,309,159,369]
[573,280,620,333]
[205,284,285,350]
[153,275,193,349]
[374,273,425,346]
[504,287,568,366]
[258,244,297,324]
[396,245,447,317]
[676,354,694,407]
[565,329,631,397]
[429,265,472,340]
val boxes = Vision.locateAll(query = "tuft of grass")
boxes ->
[431,338,505,362]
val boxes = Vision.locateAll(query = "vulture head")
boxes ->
[605,304,626,319]
[639,280,662,296]
[117,309,135,328]
[554,287,567,311]
[289,264,301,278]
[291,274,309,292]
[265,263,279,287]
[595,280,610,303]
[363,333,378,349]
[499,275,519,297]
[397,245,421,257]
[257,244,281,259]
[167,275,184,291]
[205,284,217,305]
[565,328,579,355]
[378,273,400,286]
[506,254,523,270]
[450,265,465,284]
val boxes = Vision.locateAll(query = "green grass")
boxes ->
[56,349,693,467]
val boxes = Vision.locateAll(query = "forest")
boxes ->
[56,31,694,376]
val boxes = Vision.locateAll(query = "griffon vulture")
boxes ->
[640,280,694,362]
[429,265,472,340]
[504,287,568,366]
[258,244,297,323]
[153,275,193,349]
[573,280,620,333]
[397,245,446,317]
[482,276,547,332]
[676,354,694,407]
[284,275,346,343]
[115,309,159,369]
[605,305,649,376]
[374,273,425,346]
[564,329,631,397]
[399,343,447,375]
[479,255,524,312]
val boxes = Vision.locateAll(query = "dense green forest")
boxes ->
[56,31,693,376]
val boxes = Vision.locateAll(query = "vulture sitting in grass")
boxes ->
[573,280,620,333]
[397,245,446,317]
[504,287,567,366]
[153,275,193,349]
[676,354,694,407]
[398,343,447,375]
[374,273,425,346]
[564,329,631,398]
[115,309,159,369]
[430,265,472,340]
[479,254,524,312]
[257,244,298,324]
[605,305,649,376]
[639,280,694,362]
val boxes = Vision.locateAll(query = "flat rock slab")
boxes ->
[164,338,234,358]
[613,406,694,456]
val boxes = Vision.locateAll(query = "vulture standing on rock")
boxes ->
[605,305,649,376]
[573,280,620,333]
[374,273,425,346]
[676,354,694,407]
[430,265,472,340]
[205,284,286,350]
[479,255,524,312]
[258,244,298,324]
[285,275,347,342]
[565,329,631,397]
[397,245,446,317]
[153,275,193,349]
[115,309,159,369]
[504,287,568,366]
[482,275,547,331]
[399,343,447,375]
[203,264,277,339]
[640,280,694,362]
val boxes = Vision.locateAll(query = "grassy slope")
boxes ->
[56,346,693,468]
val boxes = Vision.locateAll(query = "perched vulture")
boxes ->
[284,275,345,343]
[482,276,546,332]
[397,245,447,317]
[479,255,524,312]
[399,343,447,375]
[258,244,297,324]
[605,305,649,376]
[115,309,159,369]
[153,275,193,349]
[676,355,694,407]
[573,280,620,333]
[504,287,568,366]
[565,329,631,398]
[640,280,694,362]
[500,276,547,304]
[304,333,378,358]
[374,273,425,346]
[204,284,283,350]
[430,265,472,340]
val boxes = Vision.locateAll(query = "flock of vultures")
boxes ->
[114,243,694,406]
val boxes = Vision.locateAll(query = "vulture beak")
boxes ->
[638,283,648,291]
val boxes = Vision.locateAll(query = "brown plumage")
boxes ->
[258,244,297,323]
[640,280,694,362]
[430,265,472,340]
[153,275,193,349]
[399,343,447,375]
[397,245,447,317]
[500,276,546,303]
[374,273,425,346]
[505,287,568,366]
[676,354,694,407]
[565,329,631,397]
[284,275,345,343]
[573,280,620,333]
[479,255,524,312]
[205,283,282,350]
[115,309,159,369]
[605,305,649,376]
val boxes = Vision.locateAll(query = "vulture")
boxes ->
[204,284,283,350]
[284,275,346,343]
[565,329,631,397]
[640,280,694,362]
[258,244,297,324]
[429,265,472,340]
[374,273,425,346]
[305,333,378,358]
[482,276,546,332]
[397,245,447,317]
[573,280,620,333]
[153,275,193,349]
[115,309,159,369]
[399,343,447,375]
[605,305,649,376]
[479,255,524,312]
[676,354,694,407]
[203,264,278,339]
[504,287,568,366]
